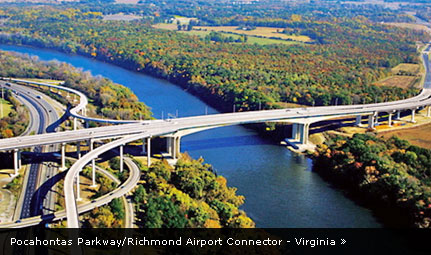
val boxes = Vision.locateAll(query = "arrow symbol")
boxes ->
[341,239,346,245]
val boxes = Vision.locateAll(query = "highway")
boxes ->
[0,155,140,228]
[1,46,431,227]
[4,82,62,219]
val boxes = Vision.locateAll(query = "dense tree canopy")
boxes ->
[134,155,255,228]
[313,134,431,228]
[0,6,427,112]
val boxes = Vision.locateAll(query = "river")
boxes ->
[0,44,381,227]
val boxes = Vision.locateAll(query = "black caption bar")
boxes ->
[0,228,430,255]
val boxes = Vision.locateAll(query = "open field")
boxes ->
[380,123,431,149]
[153,23,178,30]
[194,26,312,42]
[24,78,64,85]
[374,75,419,89]
[0,98,12,118]
[374,62,423,89]
[154,24,300,45]
[386,22,431,33]
[391,63,420,75]
[103,13,142,21]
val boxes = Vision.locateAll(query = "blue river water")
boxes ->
[0,44,381,227]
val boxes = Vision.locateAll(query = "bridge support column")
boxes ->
[61,143,66,170]
[395,111,401,120]
[147,137,151,167]
[299,123,310,145]
[375,112,379,125]
[17,150,21,170]
[411,109,416,123]
[77,142,81,159]
[427,106,431,117]
[355,115,362,126]
[120,144,124,173]
[388,113,393,127]
[291,123,298,140]
[142,139,146,155]
[90,140,97,188]
[368,114,375,129]
[175,137,181,159]
[76,173,81,201]
[166,137,173,157]
[13,149,19,176]
[73,117,77,130]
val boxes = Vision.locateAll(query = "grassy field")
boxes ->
[24,78,64,85]
[380,124,431,149]
[386,22,431,33]
[194,26,312,42]
[375,62,422,89]
[375,75,419,89]
[0,98,12,118]
[103,13,142,21]
[154,24,300,45]
[391,63,420,75]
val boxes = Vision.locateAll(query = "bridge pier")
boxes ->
[411,109,416,123]
[427,106,431,117]
[368,114,376,129]
[73,117,77,130]
[141,139,146,155]
[90,139,96,188]
[290,123,310,144]
[395,110,401,120]
[175,136,181,159]
[388,112,393,127]
[299,123,310,144]
[76,172,81,201]
[165,136,181,159]
[77,142,81,159]
[146,137,151,167]
[119,144,124,173]
[291,123,298,140]
[60,143,66,170]
[355,115,362,126]
[13,149,19,176]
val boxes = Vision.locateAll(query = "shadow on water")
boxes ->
[182,135,273,151]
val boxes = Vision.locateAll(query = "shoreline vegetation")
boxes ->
[312,134,431,228]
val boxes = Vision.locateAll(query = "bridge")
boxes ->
[1,47,431,228]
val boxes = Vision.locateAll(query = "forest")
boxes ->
[0,6,428,112]
[132,155,254,228]
[0,89,28,138]
[313,134,431,228]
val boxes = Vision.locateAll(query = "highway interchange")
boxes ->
[0,46,431,227]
